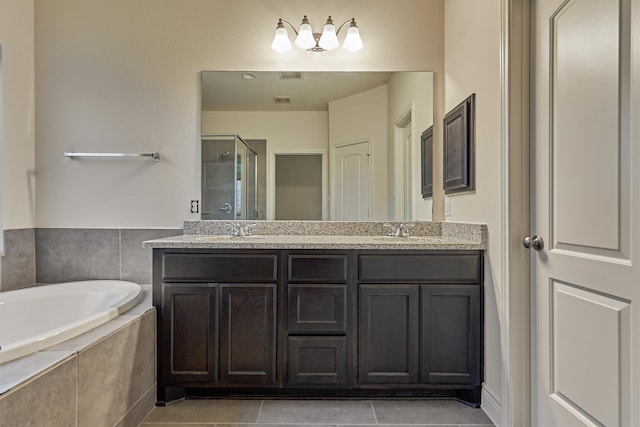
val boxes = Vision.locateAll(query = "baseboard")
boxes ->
[481,385,502,427]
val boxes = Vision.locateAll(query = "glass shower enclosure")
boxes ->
[201,134,258,220]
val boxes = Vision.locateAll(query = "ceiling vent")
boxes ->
[279,72,304,80]
[273,97,292,104]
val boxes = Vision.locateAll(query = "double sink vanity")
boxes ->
[144,220,487,407]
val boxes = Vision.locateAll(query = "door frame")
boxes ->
[393,104,415,221]
[500,0,531,426]
[329,138,372,220]
[268,150,327,220]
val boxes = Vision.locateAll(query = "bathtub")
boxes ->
[0,280,142,364]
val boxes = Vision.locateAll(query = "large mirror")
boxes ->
[201,71,433,221]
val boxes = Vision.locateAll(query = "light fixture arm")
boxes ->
[276,18,299,36]
[335,18,356,36]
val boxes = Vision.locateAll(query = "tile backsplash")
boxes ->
[0,228,181,291]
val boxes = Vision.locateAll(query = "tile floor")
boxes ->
[140,398,494,427]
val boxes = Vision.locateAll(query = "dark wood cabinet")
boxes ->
[420,285,481,385]
[287,336,347,386]
[356,252,483,400]
[288,284,347,334]
[285,252,351,387]
[161,284,218,384]
[358,285,420,384]
[153,248,483,406]
[219,284,276,385]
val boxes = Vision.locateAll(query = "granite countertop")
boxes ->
[143,221,487,250]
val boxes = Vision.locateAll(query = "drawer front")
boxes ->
[358,253,480,283]
[287,336,348,386]
[288,254,348,283]
[288,284,347,333]
[162,253,278,282]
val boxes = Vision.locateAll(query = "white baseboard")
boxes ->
[481,385,502,427]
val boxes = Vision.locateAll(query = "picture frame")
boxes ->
[443,93,475,194]
[420,126,433,198]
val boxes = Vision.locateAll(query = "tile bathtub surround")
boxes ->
[35,227,181,284]
[0,292,156,426]
[0,357,78,427]
[0,228,36,291]
[142,399,494,426]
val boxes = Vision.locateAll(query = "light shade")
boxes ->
[271,22,292,53]
[318,17,339,51]
[294,16,316,50]
[343,22,363,52]
[272,16,363,53]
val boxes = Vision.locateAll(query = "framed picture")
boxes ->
[421,126,433,198]
[443,93,475,194]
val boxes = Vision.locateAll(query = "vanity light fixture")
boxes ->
[271,16,363,53]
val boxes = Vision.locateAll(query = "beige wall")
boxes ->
[444,0,502,422]
[328,85,387,220]
[0,0,36,230]
[387,72,434,221]
[34,0,445,228]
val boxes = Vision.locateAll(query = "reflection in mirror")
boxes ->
[201,134,259,220]
[201,71,433,221]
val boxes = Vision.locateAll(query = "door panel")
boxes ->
[332,141,370,220]
[219,284,276,385]
[420,285,480,385]
[162,285,217,383]
[532,0,639,425]
[551,282,630,427]
[358,285,419,384]
[551,0,628,255]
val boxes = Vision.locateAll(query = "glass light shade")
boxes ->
[318,23,339,51]
[271,26,292,53]
[342,25,363,52]
[295,23,316,50]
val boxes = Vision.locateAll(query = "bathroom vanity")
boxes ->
[145,221,486,406]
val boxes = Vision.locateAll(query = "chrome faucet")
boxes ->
[227,222,256,237]
[382,223,414,237]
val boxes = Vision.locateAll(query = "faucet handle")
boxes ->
[382,224,398,237]
[397,223,414,237]
[242,223,257,236]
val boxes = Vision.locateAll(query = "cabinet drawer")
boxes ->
[162,253,278,282]
[288,284,347,333]
[288,254,348,283]
[358,253,480,283]
[288,336,347,386]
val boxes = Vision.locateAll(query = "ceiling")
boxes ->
[201,71,394,112]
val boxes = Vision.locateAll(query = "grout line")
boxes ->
[118,228,122,280]
[370,400,379,424]
[256,399,265,423]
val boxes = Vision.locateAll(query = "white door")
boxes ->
[332,141,370,220]
[531,0,639,426]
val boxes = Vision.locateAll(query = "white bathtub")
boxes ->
[0,280,142,364]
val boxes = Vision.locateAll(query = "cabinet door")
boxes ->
[358,285,419,384]
[420,285,481,385]
[161,284,218,384]
[220,284,277,385]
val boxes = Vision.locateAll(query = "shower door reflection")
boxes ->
[201,134,258,220]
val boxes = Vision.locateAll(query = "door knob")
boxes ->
[523,235,544,251]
